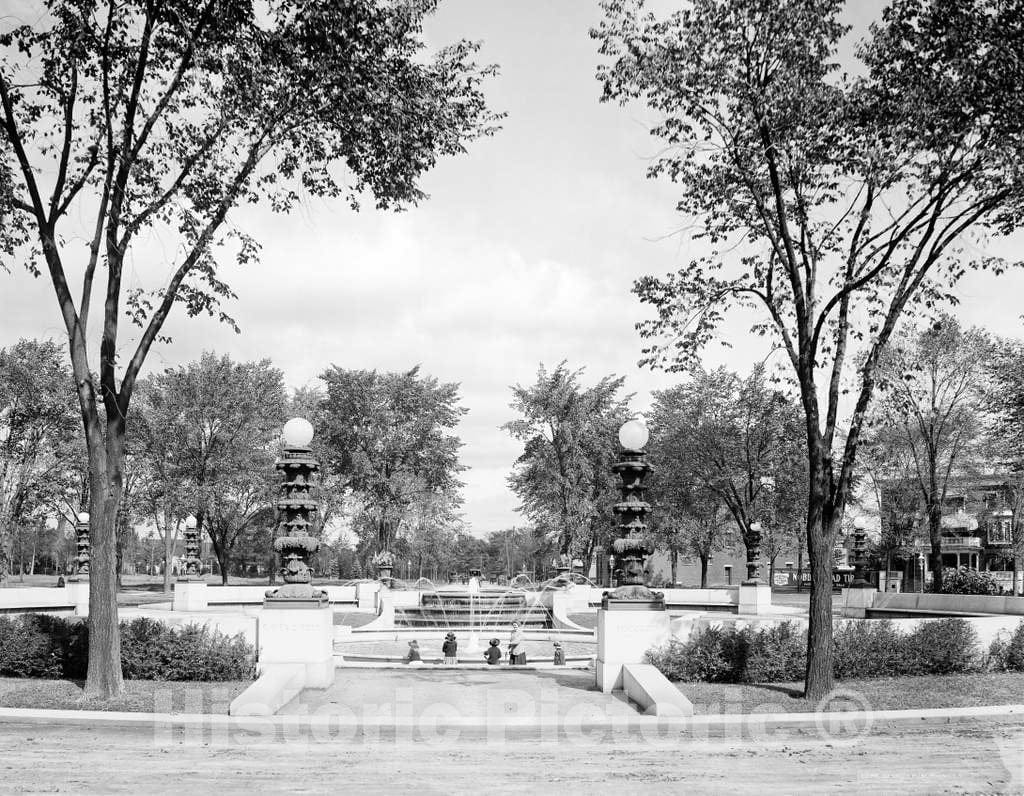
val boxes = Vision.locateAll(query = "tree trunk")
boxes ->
[803,459,835,701]
[699,553,708,588]
[29,526,37,575]
[670,550,678,586]
[797,547,803,593]
[927,501,944,592]
[162,519,174,593]
[210,534,230,586]
[769,555,777,589]
[83,429,126,700]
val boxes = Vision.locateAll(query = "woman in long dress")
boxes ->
[508,622,526,665]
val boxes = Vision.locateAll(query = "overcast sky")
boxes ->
[4,0,1024,536]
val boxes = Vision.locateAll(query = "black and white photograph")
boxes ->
[1,0,1024,792]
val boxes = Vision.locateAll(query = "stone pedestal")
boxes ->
[357,581,379,611]
[258,604,335,688]
[841,586,877,618]
[65,580,89,615]
[737,583,772,615]
[173,580,208,612]
[594,607,671,693]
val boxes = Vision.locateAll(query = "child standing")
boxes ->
[553,641,566,666]
[405,640,422,665]
[442,632,458,664]
[485,638,502,665]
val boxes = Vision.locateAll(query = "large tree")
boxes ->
[0,0,498,697]
[648,366,807,583]
[647,481,730,589]
[136,353,286,584]
[132,378,188,592]
[868,316,991,589]
[319,365,466,556]
[503,363,631,561]
[0,339,82,580]
[595,0,1024,698]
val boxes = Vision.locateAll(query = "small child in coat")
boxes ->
[485,638,502,665]
[442,632,458,664]
[553,641,566,666]
[405,640,422,665]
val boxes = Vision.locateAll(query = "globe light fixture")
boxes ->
[282,417,314,449]
[617,419,649,451]
[749,521,763,534]
[77,512,89,523]
[185,515,197,530]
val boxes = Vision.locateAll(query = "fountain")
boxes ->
[393,583,554,629]
[466,571,482,653]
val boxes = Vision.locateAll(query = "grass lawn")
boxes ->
[678,672,1024,714]
[0,678,251,713]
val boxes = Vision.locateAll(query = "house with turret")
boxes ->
[878,473,1022,594]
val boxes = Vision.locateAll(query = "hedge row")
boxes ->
[645,618,1024,683]
[935,567,1003,596]
[0,614,255,681]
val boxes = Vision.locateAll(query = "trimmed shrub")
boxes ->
[646,617,984,683]
[935,567,1001,596]
[988,620,1024,672]
[1006,621,1024,671]
[646,622,807,683]
[645,631,732,682]
[0,614,63,678]
[0,614,254,681]
[744,623,806,683]
[898,618,980,675]
[832,619,903,679]
[121,620,255,681]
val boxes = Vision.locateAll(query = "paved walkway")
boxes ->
[0,720,1020,793]
[278,668,637,721]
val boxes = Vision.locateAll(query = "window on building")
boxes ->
[989,518,1012,545]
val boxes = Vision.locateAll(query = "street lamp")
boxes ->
[265,417,327,605]
[179,515,202,581]
[604,419,663,608]
[851,515,871,588]
[745,521,764,584]
[70,512,90,581]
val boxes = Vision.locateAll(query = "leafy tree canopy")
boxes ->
[503,362,631,559]
[319,365,466,553]
[595,0,1024,699]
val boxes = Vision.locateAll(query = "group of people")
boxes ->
[404,622,566,666]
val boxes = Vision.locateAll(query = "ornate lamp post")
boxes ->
[178,515,202,581]
[744,521,764,585]
[70,511,90,581]
[265,418,327,606]
[851,515,871,588]
[604,419,664,608]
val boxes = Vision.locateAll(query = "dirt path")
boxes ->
[0,721,1020,793]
